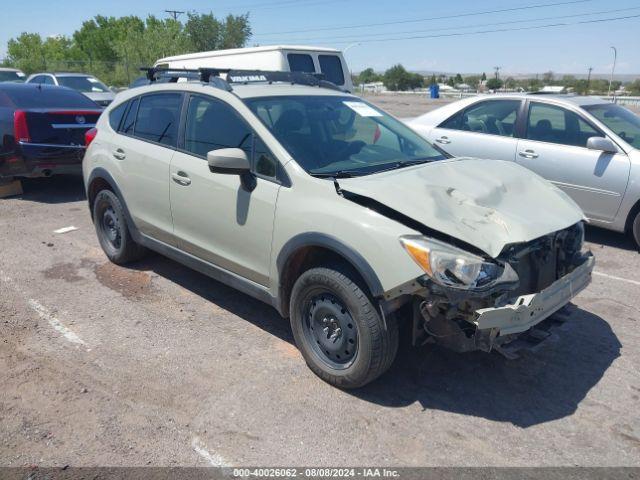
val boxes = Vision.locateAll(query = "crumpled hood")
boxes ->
[337,157,585,258]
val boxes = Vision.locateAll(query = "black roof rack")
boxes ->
[140,67,343,92]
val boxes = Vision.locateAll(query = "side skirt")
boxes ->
[138,233,284,316]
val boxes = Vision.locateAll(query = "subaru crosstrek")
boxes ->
[83,71,594,388]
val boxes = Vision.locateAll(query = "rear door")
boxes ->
[170,93,280,286]
[426,99,523,161]
[516,101,630,222]
[113,92,182,245]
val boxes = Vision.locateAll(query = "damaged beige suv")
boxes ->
[83,69,594,388]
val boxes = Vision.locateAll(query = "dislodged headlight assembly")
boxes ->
[400,235,518,291]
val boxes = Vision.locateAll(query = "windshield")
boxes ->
[583,103,640,149]
[244,95,446,176]
[0,71,25,83]
[58,76,110,93]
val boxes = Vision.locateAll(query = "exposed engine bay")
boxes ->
[385,222,594,355]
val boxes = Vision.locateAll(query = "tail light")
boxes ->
[13,110,31,143]
[85,127,97,147]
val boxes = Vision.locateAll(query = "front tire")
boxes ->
[93,189,145,264]
[632,210,640,249]
[290,267,398,389]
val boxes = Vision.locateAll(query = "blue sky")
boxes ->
[1,0,639,76]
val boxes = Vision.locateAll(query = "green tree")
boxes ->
[626,79,640,95]
[5,12,252,86]
[481,72,487,81]
[428,74,437,86]
[454,73,463,84]
[383,64,423,91]
[486,77,503,90]
[356,67,381,84]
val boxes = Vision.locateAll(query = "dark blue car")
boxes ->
[0,83,102,179]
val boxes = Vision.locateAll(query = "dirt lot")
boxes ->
[1,96,640,468]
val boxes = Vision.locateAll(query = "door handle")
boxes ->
[112,148,126,160]
[435,136,451,144]
[171,171,191,186]
[518,149,539,159]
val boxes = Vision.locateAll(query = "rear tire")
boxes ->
[93,189,145,264]
[290,266,398,389]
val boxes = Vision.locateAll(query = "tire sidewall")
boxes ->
[290,269,378,386]
[93,190,127,262]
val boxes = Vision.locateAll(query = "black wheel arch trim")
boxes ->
[277,233,385,310]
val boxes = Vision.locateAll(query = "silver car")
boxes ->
[408,95,640,247]
[26,72,116,107]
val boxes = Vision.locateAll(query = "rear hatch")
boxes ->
[25,109,101,146]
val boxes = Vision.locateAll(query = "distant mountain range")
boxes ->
[411,71,639,81]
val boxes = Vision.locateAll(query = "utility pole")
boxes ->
[493,66,501,79]
[608,46,617,99]
[587,67,593,91]
[165,10,185,20]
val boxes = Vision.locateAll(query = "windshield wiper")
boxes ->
[309,170,363,178]
[371,158,436,174]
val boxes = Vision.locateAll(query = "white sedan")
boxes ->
[407,94,640,247]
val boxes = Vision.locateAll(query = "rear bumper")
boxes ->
[0,143,85,178]
[473,253,595,336]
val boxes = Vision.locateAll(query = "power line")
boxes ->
[164,10,185,20]
[254,6,640,43]
[255,0,591,35]
[296,12,640,45]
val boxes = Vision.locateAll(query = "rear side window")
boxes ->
[121,98,139,135]
[440,100,521,137]
[318,55,345,86]
[4,85,98,109]
[134,93,182,147]
[109,102,128,131]
[288,54,315,73]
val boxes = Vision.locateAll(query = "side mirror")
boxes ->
[207,148,250,174]
[586,136,617,154]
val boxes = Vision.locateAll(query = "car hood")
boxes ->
[337,157,585,258]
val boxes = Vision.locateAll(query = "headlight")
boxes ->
[400,235,518,291]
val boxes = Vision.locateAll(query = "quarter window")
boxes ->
[318,55,345,86]
[440,100,521,137]
[109,102,128,131]
[527,102,601,148]
[120,98,139,135]
[287,53,315,73]
[254,137,277,178]
[134,93,182,147]
[184,96,252,158]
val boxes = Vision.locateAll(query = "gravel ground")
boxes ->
[0,95,639,468]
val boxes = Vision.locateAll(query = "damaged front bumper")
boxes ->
[473,253,594,336]
[405,252,595,355]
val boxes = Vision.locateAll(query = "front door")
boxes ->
[169,94,280,286]
[516,101,630,222]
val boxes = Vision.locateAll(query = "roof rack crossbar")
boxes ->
[139,67,343,92]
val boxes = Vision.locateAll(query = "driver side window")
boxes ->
[184,95,279,180]
[184,95,252,158]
